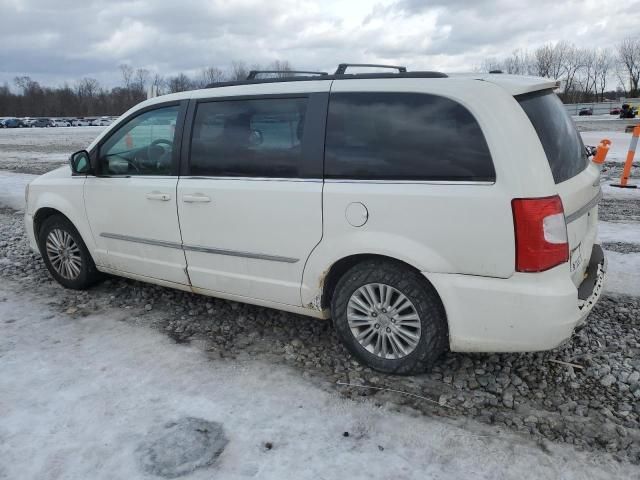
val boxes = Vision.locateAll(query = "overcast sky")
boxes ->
[1,0,639,88]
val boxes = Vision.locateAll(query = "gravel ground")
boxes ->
[1,204,639,465]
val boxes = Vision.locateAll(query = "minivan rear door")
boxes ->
[176,88,329,306]
[517,90,601,287]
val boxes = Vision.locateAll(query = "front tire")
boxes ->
[38,215,101,289]
[331,260,448,374]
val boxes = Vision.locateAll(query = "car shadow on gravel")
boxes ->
[1,208,639,465]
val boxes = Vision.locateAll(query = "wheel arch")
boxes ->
[33,207,68,240]
[320,254,448,330]
[32,207,96,259]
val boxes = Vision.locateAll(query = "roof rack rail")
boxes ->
[335,63,407,75]
[246,70,329,80]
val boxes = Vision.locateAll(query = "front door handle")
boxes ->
[182,194,211,203]
[145,192,171,201]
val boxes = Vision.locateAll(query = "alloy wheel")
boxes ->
[347,283,421,360]
[45,228,82,280]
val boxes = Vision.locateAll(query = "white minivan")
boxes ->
[24,65,605,373]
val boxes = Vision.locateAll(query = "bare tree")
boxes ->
[199,67,226,87]
[503,49,534,75]
[268,60,294,78]
[230,61,249,81]
[166,73,193,93]
[76,78,100,98]
[133,68,150,93]
[119,64,134,89]
[561,44,583,100]
[579,48,597,100]
[14,76,40,95]
[595,49,613,101]
[617,37,640,97]
[534,44,554,77]
[150,73,165,96]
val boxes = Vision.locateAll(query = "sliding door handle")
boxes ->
[182,194,211,203]
[145,192,171,201]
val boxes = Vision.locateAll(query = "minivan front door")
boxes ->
[84,103,189,285]
[177,92,328,305]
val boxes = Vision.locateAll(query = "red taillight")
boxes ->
[512,195,568,272]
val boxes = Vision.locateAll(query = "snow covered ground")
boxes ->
[1,281,636,480]
[0,126,104,174]
[0,171,37,211]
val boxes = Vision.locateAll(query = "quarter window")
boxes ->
[324,92,495,181]
[516,90,587,184]
[99,106,179,176]
[189,98,307,177]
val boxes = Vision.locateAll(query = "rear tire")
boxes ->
[38,215,102,289]
[331,260,448,374]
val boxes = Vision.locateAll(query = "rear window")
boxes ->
[516,90,587,184]
[325,92,495,181]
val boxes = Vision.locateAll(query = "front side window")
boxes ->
[99,105,179,176]
[189,98,307,177]
[325,92,495,181]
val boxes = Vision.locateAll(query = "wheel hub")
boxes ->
[346,283,421,360]
[45,228,82,280]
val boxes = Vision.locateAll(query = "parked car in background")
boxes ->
[22,118,36,127]
[72,118,91,126]
[52,119,71,127]
[32,118,54,128]
[578,108,593,116]
[620,104,636,119]
[609,107,621,115]
[91,117,112,126]
[24,67,606,374]
[1,118,26,128]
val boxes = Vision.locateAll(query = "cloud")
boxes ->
[0,0,637,88]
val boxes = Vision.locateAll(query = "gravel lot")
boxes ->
[1,199,639,465]
[1,123,639,468]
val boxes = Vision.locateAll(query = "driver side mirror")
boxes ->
[69,150,92,175]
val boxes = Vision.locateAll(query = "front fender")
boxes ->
[29,178,96,254]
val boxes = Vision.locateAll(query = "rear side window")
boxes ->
[190,98,307,177]
[517,90,587,184]
[324,92,495,181]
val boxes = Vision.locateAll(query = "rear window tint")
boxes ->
[516,90,587,184]
[324,92,495,181]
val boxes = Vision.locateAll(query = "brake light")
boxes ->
[512,196,568,272]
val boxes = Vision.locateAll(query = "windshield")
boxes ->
[516,89,587,184]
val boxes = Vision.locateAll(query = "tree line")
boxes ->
[0,60,293,117]
[3,36,639,117]
[480,37,640,102]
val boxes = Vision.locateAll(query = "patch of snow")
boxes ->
[0,283,635,479]
[603,251,640,297]
[601,183,640,199]
[598,221,640,244]
[0,171,37,210]
[572,114,619,121]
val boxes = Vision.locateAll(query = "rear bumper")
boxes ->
[426,244,606,352]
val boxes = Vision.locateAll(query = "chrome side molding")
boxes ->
[99,232,299,263]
